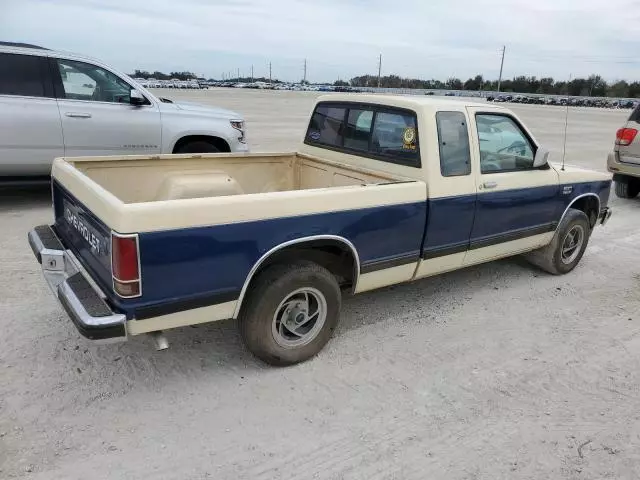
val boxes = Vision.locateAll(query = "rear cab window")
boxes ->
[305,102,420,167]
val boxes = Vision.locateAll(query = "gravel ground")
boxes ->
[1,90,639,480]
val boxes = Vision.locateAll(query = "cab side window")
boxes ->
[436,111,471,176]
[56,59,132,104]
[476,114,535,173]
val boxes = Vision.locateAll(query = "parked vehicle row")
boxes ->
[29,94,612,365]
[487,94,636,109]
[134,78,201,89]
[0,42,247,184]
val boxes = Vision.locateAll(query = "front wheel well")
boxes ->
[172,135,230,153]
[568,195,600,228]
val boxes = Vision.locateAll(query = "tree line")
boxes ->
[130,70,200,81]
[346,74,640,98]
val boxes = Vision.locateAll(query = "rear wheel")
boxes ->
[614,178,640,198]
[175,140,220,154]
[239,261,341,366]
[525,209,590,275]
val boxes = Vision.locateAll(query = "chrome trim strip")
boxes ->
[110,231,143,299]
[232,235,361,319]
[556,193,601,231]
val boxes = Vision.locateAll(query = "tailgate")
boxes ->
[52,181,113,295]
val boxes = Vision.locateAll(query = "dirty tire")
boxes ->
[239,261,341,366]
[524,209,590,275]
[175,141,220,154]
[614,179,640,199]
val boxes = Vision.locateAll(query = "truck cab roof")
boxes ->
[315,93,500,112]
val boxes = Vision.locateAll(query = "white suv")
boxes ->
[0,42,248,183]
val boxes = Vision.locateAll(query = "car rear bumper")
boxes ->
[607,151,640,179]
[28,225,127,342]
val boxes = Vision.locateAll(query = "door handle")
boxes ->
[482,181,498,189]
[65,112,92,118]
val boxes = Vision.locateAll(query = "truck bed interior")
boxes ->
[69,153,401,204]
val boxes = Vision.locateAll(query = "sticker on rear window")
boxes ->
[309,130,321,141]
[402,127,417,150]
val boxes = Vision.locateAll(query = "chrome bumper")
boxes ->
[599,207,613,226]
[28,225,126,342]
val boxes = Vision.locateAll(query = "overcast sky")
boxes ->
[3,0,640,82]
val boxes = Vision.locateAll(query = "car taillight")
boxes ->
[111,233,141,298]
[616,128,638,146]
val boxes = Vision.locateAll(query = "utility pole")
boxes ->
[377,53,382,88]
[303,59,307,84]
[251,65,254,83]
[269,62,272,84]
[497,45,506,93]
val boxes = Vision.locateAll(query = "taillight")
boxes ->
[111,233,141,298]
[616,128,638,146]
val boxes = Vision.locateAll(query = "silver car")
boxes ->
[0,42,248,184]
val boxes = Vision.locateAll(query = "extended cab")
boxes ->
[29,95,612,365]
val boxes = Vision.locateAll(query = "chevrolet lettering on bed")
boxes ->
[28,95,613,366]
[64,204,105,255]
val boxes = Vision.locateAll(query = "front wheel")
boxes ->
[239,261,341,366]
[524,209,591,275]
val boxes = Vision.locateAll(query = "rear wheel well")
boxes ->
[237,240,358,318]
[568,195,600,228]
[172,135,230,153]
[255,242,357,288]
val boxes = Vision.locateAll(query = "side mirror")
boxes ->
[130,89,147,106]
[533,147,549,168]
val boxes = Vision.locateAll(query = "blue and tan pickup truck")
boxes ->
[29,94,612,365]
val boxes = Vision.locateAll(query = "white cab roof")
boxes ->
[316,93,504,113]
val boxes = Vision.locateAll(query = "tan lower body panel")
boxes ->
[414,233,553,280]
[126,300,237,335]
[414,252,466,279]
[463,232,553,265]
[355,263,417,294]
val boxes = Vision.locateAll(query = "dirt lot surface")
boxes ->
[1,90,639,480]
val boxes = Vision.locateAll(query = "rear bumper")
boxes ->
[607,151,640,179]
[28,225,126,342]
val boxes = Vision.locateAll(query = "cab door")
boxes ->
[464,108,560,265]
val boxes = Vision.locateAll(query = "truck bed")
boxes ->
[65,152,403,204]
[51,152,425,235]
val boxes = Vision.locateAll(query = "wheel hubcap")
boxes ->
[272,287,327,348]
[560,225,585,265]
